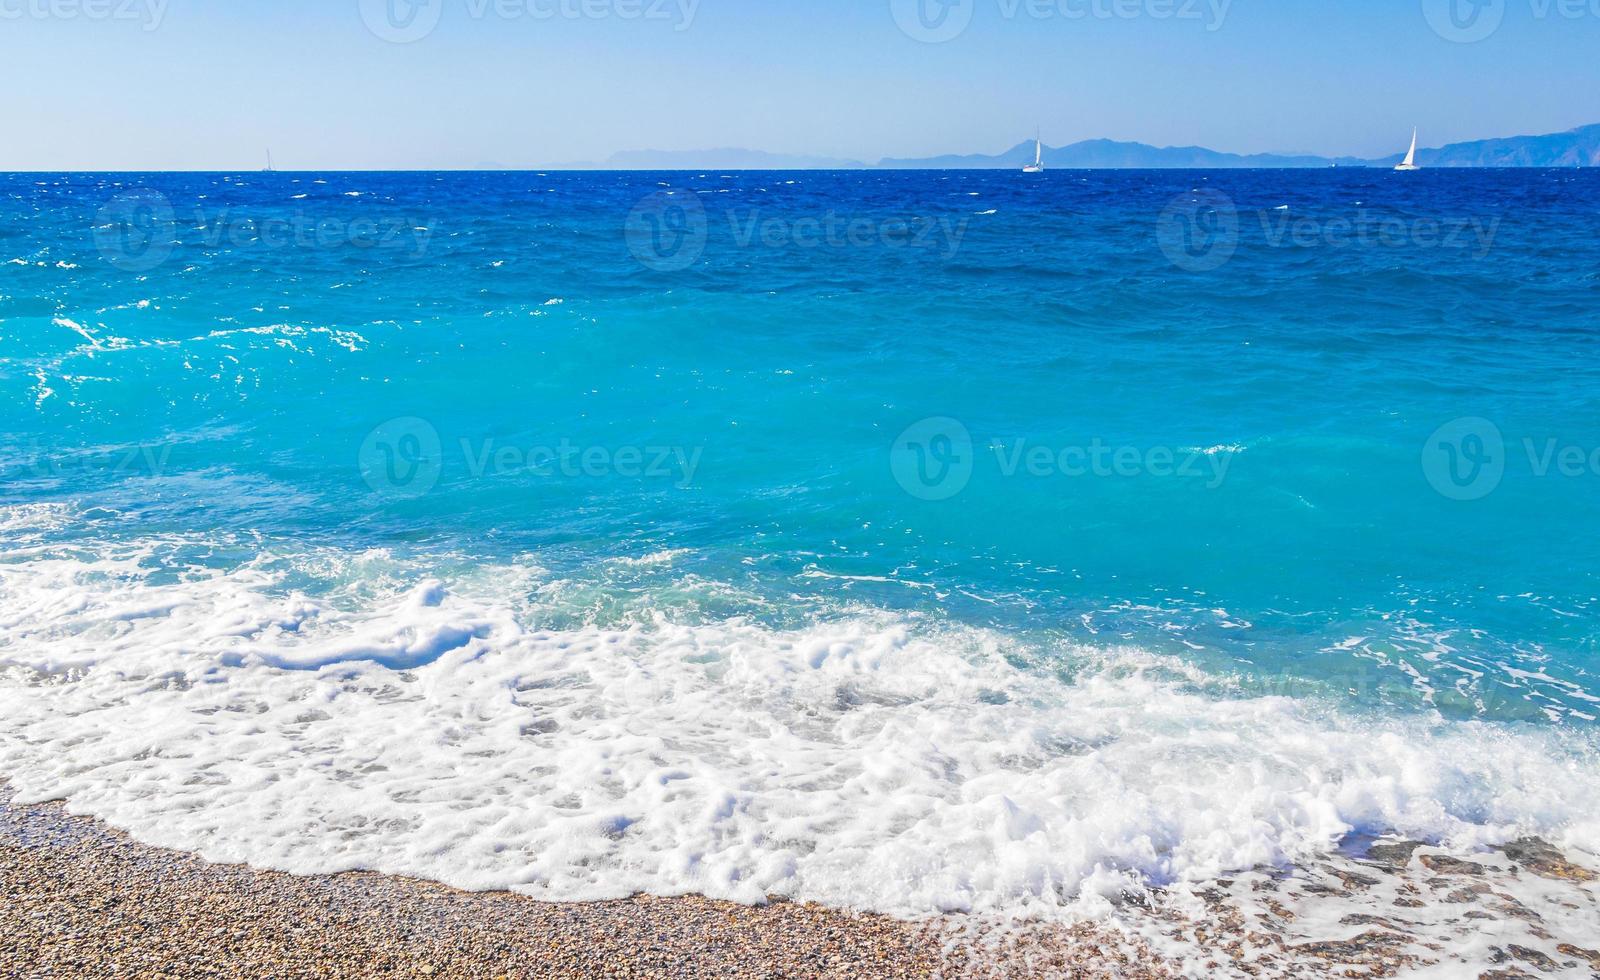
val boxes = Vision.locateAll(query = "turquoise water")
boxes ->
[3,169,1599,917]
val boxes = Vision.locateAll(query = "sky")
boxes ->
[2,0,1599,169]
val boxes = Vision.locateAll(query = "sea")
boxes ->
[3,169,1599,973]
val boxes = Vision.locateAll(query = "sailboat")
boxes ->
[1394,129,1420,172]
[263,150,276,173]
[1023,132,1044,174]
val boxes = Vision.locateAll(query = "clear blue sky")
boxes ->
[3,0,1598,169]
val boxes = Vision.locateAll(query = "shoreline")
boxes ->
[0,786,1176,979]
[6,784,1600,978]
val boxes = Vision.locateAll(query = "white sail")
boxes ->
[1395,129,1420,171]
[1023,131,1044,173]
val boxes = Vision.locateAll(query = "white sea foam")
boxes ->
[52,317,100,348]
[30,369,55,407]
[1,533,1598,929]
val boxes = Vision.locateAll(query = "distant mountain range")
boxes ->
[876,140,1373,169]
[578,124,1600,170]
[1365,124,1600,168]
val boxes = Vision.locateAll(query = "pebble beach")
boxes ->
[0,785,1179,979]
[8,781,1600,979]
